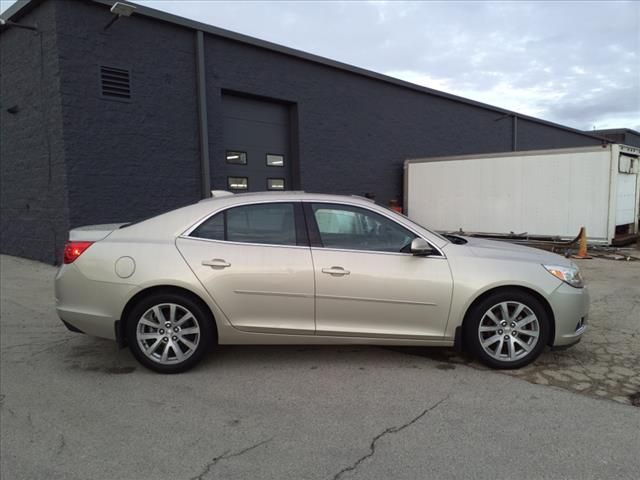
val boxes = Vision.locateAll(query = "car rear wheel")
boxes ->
[126,293,213,373]
[465,290,550,369]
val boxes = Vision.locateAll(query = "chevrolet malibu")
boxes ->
[55,192,588,373]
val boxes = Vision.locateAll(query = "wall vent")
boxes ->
[100,66,131,100]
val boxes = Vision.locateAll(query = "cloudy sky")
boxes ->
[3,0,638,130]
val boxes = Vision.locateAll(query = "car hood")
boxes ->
[460,236,573,267]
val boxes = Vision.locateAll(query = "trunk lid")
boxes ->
[68,223,127,242]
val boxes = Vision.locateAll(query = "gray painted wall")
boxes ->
[1,0,605,263]
[0,1,69,263]
[54,0,201,228]
[203,35,599,203]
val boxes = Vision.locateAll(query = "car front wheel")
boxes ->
[126,293,213,373]
[465,290,550,369]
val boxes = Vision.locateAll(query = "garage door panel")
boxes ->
[222,95,289,125]
[224,118,288,149]
[221,94,292,192]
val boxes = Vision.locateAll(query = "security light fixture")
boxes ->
[110,2,136,17]
[104,2,136,30]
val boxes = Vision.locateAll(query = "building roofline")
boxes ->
[0,0,610,144]
[590,128,640,136]
[0,0,34,20]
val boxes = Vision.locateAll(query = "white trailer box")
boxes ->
[404,144,640,244]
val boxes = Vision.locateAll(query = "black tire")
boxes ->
[464,289,550,369]
[126,292,214,374]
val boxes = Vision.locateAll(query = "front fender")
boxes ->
[444,253,562,339]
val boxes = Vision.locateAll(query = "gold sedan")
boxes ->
[55,192,589,373]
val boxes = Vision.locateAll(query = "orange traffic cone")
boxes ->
[572,227,592,259]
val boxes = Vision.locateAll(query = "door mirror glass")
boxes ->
[410,238,435,256]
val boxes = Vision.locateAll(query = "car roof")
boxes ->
[113,191,448,248]
[118,192,377,238]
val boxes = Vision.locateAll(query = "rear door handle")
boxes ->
[321,266,350,276]
[202,258,231,269]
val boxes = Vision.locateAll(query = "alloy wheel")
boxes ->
[477,301,540,362]
[136,303,201,365]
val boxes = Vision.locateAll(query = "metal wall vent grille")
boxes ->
[100,66,131,100]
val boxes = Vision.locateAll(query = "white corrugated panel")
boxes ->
[407,150,611,240]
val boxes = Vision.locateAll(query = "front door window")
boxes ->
[311,204,416,253]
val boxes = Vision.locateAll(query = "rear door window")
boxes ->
[227,203,296,245]
[190,203,299,246]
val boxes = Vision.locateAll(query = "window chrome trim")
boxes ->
[180,198,446,258]
[310,246,446,258]
[178,235,310,250]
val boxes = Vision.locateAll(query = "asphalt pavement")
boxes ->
[1,255,639,480]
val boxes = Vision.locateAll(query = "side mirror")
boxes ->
[410,238,436,256]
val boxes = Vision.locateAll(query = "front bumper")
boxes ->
[548,283,590,347]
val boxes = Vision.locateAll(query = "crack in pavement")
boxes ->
[331,395,449,480]
[189,437,273,480]
[55,433,66,456]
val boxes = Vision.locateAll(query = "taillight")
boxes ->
[63,241,93,264]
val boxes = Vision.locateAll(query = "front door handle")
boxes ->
[202,258,231,269]
[321,266,350,276]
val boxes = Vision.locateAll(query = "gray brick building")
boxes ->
[1,0,612,263]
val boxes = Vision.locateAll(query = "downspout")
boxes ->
[195,30,211,198]
[512,114,518,151]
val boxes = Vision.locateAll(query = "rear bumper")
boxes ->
[56,306,117,339]
[55,263,133,341]
[548,283,590,347]
[61,319,85,334]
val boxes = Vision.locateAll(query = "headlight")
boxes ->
[543,264,584,288]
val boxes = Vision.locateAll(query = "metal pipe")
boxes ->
[512,114,518,151]
[195,30,211,198]
[103,15,120,31]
